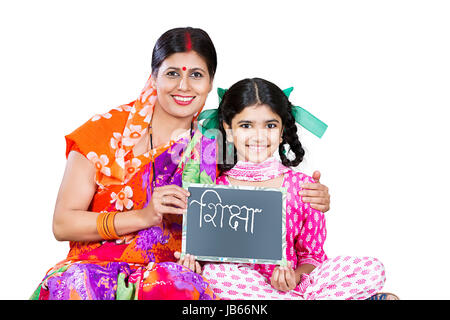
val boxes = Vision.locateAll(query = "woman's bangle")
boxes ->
[97,211,120,240]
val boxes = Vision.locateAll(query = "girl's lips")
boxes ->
[172,95,195,106]
[246,145,269,152]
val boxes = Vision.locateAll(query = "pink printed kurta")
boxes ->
[214,170,327,279]
[202,169,386,300]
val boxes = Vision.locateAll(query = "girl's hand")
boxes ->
[270,261,297,292]
[140,185,189,227]
[174,251,202,274]
[300,170,330,212]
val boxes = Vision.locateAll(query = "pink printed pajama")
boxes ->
[202,256,385,300]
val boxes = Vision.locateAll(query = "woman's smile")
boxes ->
[172,95,195,106]
[151,51,212,119]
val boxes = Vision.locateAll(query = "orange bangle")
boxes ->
[106,211,119,240]
[96,211,119,240]
[96,212,108,240]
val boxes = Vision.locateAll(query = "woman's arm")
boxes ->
[300,170,331,212]
[52,151,148,242]
[52,151,188,242]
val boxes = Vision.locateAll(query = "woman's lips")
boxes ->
[172,95,195,106]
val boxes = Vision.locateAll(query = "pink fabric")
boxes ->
[202,256,386,300]
[222,157,290,181]
[216,169,328,279]
[208,168,387,300]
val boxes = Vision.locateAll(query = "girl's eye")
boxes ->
[240,123,251,129]
[267,123,278,129]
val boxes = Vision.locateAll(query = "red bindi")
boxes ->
[182,66,187,71]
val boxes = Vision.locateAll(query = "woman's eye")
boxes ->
[166,71,179,77]
[191,72,203,78]
[267,123,277,129]
[240,123,251,129]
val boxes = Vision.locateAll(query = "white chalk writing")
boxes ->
[189,190,263,234]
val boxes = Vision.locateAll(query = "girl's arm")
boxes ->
[173,252,203,274]
[271,262,316,292]
[52,151,187,242]
[294,263,316,284]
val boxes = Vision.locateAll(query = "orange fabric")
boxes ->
[65,74,188,187]
[64,114,186,264]
[61,74,192,263]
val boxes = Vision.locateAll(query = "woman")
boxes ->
[30,27,331,300]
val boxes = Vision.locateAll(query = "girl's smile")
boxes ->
[224,104,283,163]
[246,144,269,152]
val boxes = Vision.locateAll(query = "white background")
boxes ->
[1,0,449,300]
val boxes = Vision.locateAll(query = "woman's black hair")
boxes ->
[218,78,305,173]
[151,27,217,78]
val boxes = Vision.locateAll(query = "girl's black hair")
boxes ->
[218,78,305,173]
[151,27,217,78]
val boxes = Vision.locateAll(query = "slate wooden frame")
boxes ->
[181,183,288,266]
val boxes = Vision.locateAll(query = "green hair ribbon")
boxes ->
[198,87,328,139]
[197,109,220,139]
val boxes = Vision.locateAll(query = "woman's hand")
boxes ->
[270,261,298,292]
[300,170,331,212]
[140,185,190,228]
[174,251,202,274]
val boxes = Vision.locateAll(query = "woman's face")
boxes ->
[223,104,283,163]
[152,51,213,120]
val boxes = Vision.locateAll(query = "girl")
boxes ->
[195,78,396,300]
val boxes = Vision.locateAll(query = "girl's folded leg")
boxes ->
[202,263,304,300]
[301,256,386,300]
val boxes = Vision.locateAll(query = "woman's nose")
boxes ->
[178,76,189,91]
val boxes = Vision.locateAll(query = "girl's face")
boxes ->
[151,51,213,120]
[223,104,283,163]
